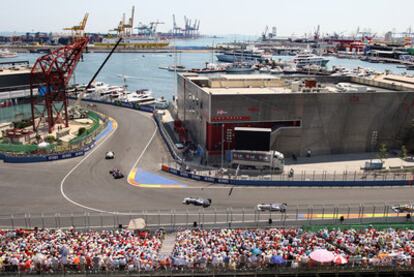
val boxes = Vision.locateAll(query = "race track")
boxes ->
[1,103,414,217]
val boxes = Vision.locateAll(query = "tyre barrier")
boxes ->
[161,164,413,187]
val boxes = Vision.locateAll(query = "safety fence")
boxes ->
[0,203,412,231]
[160,160,414,187]
[154,112,183,164]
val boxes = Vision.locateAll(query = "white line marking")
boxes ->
[60,109,158,215]
[128,112,158,174]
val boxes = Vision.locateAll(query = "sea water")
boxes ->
[0,37,411,123]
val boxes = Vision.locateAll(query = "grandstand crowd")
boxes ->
[0,226,413,273]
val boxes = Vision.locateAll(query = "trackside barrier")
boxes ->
[69,97,155,113]
[3,142,96,163]
[153,113,183,164]
[161,164,413,187]
[0,204,411,231]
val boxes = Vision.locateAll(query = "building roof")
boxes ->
[184,73,407,95]
[204,86,293,95]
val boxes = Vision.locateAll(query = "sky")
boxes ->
[1,0,413,37]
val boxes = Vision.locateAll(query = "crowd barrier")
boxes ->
[161,164,413,187]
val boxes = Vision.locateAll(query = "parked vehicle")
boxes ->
[231,150,284,171]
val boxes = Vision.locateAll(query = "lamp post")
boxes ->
[221,123,224,169]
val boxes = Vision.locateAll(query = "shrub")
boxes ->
[77,127,86,136]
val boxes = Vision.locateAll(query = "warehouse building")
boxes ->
[176,73,414,161]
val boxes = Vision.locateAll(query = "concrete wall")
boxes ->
[177,75,209,146]
[209,91,414,156]
[178,74,414,157]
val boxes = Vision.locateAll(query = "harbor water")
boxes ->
[0,41,412,123]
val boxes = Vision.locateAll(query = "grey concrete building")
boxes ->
[176,73,414,160]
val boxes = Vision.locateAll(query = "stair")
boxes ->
[159,232,177,256]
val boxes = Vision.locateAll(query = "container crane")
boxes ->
[110,14,126,36]
[110,6,135,37]
[64,13,89,37]
[262,26,269,40]
[123,6,135,36]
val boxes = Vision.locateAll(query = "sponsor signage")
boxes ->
[211,116,251,122]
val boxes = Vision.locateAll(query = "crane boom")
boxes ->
[64,13,89,36]
[75,38,123,107]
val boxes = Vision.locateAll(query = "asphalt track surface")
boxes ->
[1,103,414,217]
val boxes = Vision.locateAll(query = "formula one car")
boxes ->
[256,203,287,213]
[109,168,124,179]
[105,151,115,159]
[182,197,212,208]
[391,204,414,213]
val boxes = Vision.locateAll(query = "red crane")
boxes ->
[30,37,88,133]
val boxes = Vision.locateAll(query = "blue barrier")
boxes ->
[162,166,412,187]
[3,142,96,163]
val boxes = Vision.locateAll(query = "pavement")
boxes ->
[1,103,414,218]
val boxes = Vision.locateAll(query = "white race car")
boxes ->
[182,197,212,208]
[256,203,287,213]
[105,151,115,159]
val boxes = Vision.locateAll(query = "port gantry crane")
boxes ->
[29,37,89,133]
[64,13,89,37]
[111,6,135,37]
[136,20,164,37]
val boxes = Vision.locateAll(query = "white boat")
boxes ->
[154,97,169,109]
[226,63,255,74]
[0,49,18,58]
[293,53,329,67]
[270,66,283,74]
[120,89,155,105]
[259,66,271,73]
[85,82,110,94]
[282,64,298,74]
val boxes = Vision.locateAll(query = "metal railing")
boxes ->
[0,204,411,231]
[1,265,414,277]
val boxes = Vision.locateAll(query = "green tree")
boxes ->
[44,135,55,144]
[77,127,86,136]
[378,143,388,162]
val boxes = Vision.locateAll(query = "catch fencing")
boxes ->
[0,203,412,231]
[161,159,414,187]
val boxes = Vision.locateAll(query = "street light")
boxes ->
[221,123,224,169]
